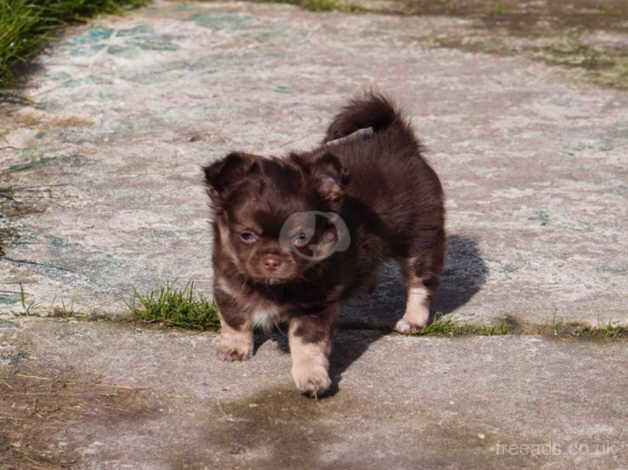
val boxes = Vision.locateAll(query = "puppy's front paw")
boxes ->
[291,363,331,397]
[394,317,427,334]
[217,333,253,361]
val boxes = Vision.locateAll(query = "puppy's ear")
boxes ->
[202,152,253,206]
[310,152,349,210]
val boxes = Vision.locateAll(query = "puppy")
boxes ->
[203,94,445,396]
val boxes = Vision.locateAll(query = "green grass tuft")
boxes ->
[548,321,626,339]
[493,2,505,14]
[411,317,511,337]
[0,0,149,92]
[408,315,626,339]
[19,283,26,310]
[129,282,220,330]
[260,0,366,13]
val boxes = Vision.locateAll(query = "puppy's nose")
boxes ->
[263,255,281,272]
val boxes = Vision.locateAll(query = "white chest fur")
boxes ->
[252,306,282,331]
[216,277,284,331]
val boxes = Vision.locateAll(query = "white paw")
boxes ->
[394,318,426,334]
[291,363,331,397]
[216,333,253,361]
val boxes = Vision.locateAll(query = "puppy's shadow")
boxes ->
[329,234,488,395]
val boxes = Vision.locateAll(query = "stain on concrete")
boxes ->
[184,11,255,31]
[365,0,628,89]
[15,232,161,295]
[171,385,340,469]
[0,318,18,327]
[168,383,530,470]
[392,0,628,33]
[0,185,52,218]
[0,351,29,367]
[8,154,85,172]
[67,22,181,59]
[0,370,163,468]
[0,295,19,305]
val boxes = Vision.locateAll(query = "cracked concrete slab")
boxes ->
[1,317,626,468]
[0,0,627,329]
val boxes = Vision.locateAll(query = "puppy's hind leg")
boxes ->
[395,276,431,334]
[395,231,445,334]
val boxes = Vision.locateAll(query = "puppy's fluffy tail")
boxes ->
[323,93,418,148]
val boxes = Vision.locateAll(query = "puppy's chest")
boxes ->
[251,305,284,329]
[217,276,335,328]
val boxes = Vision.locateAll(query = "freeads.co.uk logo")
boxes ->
[279,211,350,261]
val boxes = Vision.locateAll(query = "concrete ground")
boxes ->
[1,318,627,469]
[1,0,627,468]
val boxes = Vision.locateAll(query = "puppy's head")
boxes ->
[203,151,349,285]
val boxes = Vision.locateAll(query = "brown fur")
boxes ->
[203,93,445,396]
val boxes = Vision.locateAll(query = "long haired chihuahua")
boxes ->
[203,94,445,396]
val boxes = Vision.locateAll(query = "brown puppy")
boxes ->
[203,94,445,396]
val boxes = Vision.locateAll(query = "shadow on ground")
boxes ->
[330,234,487,394]
[340,234,488,327]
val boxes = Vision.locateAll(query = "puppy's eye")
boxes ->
[239,231,258,244]
[292,232,310,248]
